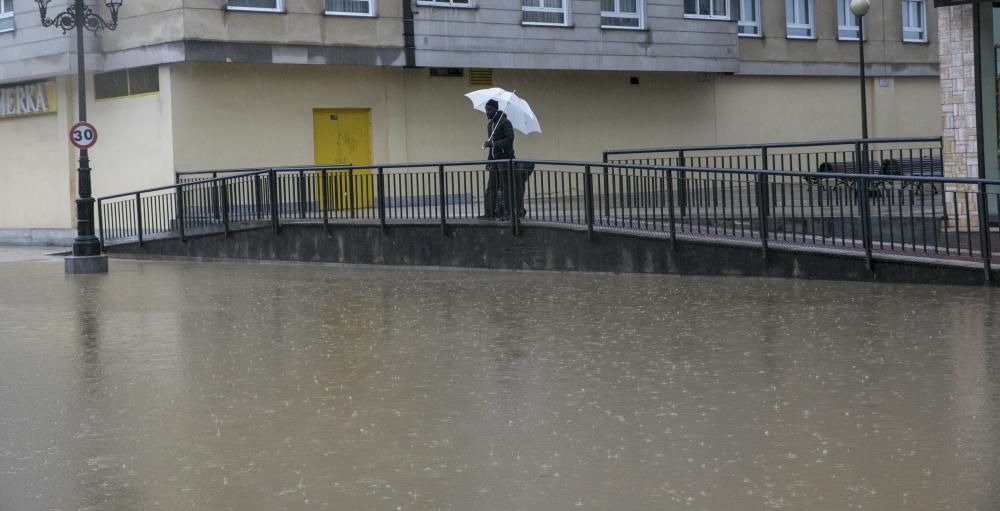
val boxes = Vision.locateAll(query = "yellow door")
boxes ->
[313,108,373,210]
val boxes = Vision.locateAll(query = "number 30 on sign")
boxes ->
[70,122,98,149]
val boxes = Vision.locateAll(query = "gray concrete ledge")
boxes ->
[0,229,76,247]
[103,222,999,286]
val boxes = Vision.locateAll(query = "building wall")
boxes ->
[167,62,408,171]
[87,66,176,196]
[713,74,941,143]
[738,0,938,76]
[0,0,95,82]
[0,59,944,235]
[413,0,740,72]
[0,76,73,229]
[167,63,942,169]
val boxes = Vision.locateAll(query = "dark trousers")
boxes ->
[512,166,531,216]
[484,163,531,217]
[483,163,511,217]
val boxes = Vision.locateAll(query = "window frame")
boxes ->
[521,0,572,27]
[902,0,928,43]
[0,0,14,34]
[226,0,284,13]
[738,0,761,37]
[416,0,475,8]
[684,0,730,20]
[835,0,866,41]
[325,0,377,17]
[94,66,160,101]
[785,0,814,39]
[601,0,644,29]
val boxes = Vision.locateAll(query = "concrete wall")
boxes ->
[0,76,73,229]
[0,62,942,233]
[93,0,406,53]
[168,62,409,171]
[87,66,176,195]
[105,222,1000,287]
[413,0,740,72]
[0,0,97,83]
[145,63,945,171]
[713,74,942,143]
[739,0,938,76]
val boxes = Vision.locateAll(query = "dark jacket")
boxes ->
[487,113,515,160]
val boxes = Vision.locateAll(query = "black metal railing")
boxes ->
[603,136,943,174]
[99,152,997,281]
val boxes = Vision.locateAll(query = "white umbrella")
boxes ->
[464,87,542,135]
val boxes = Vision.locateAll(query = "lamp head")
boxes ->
[849,0,871,17]
[34,0,51,18]
[105,0,122,24]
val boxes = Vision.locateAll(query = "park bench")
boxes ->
[805,159,883,190]
[806,155,943,196]
[879,155,943,195]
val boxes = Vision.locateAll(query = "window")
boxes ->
[836,0,863,40]
[95,66,160,100]
[601,0,643,28]
[417,0,472,7]
[738,0,760,36]
[902,0,927,42]
[684,0,728,19]
[785,0,813,38]
[522,0,570,25]
[1,0,14,33]
[227,0,283,11]
[326,0,375,16]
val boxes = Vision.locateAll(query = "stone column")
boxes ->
[939,4,979,228]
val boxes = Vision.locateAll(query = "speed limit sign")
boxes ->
[70,122,98,149]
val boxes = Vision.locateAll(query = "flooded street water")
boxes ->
[1,247,998,510]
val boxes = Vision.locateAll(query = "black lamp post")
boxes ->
[35,0,122,274]
[849,0,871,141]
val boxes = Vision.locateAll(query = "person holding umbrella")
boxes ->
[465,88,541,220]
[480,99,516,219]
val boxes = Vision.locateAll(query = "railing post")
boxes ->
[97,198,105,251]
[177,185,186,242]
[322,169,330,234]
[854,142,863,173]
[348,168,356,219]
[584,165,595,240]
[377,167,386,232]
[438,164,448,236]
[859,176,874,272]
[269,168,280,234]
[211,172,220,220]
[665,168,676,247]
[221,178,231,237]
[135,192,143,247]
[678,150,688,218]
[602,166,611,222]
[253,174,263,220]
[759,148,769,259]
[978,181,992,282]
[298,170,307,219]
[757,171,769,260]
[509,158,518,235]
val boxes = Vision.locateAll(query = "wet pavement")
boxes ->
[1,248,998,510]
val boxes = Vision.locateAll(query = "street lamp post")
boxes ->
[849,0,871,141]
[35,0,123,274]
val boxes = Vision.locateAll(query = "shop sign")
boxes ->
[0,81,57,120]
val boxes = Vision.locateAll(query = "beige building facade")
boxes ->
[0,0,942,242]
